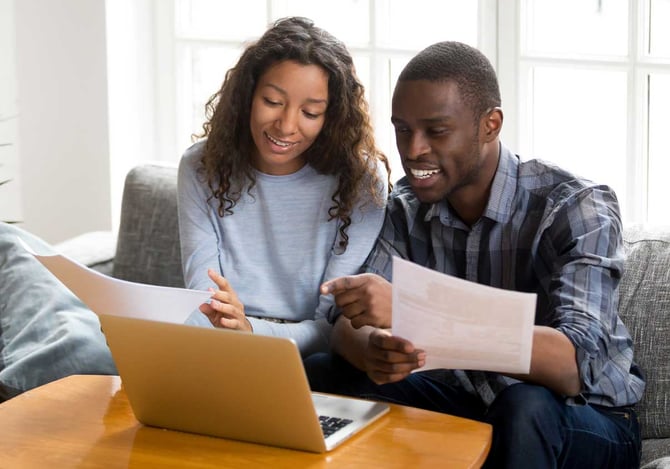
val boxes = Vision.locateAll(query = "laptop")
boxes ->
[97,314,389,453]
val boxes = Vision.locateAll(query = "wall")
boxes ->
[14,0,111,243]
[0,0,21,224]
[106,0,168,230]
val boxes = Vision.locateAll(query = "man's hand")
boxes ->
[320,273,392,328]
[364,329,425,384]
[200,269,252,332]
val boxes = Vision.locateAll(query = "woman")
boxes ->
[178,17,391,357]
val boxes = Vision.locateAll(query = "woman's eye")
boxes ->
[303,111,321,119]
[263,97,281,106]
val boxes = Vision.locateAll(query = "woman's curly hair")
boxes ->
[196,16,391,252]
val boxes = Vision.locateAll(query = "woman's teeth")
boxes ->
[267,134,293,147]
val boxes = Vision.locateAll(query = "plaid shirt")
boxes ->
[363,144,645,407]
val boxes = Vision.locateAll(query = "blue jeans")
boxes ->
[304,352,641,468]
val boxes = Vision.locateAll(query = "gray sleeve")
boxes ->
[177,145,220,292]
[248,317,332,358]
[319,161,389,323]
[185,303,331,359]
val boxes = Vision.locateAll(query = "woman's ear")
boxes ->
[481,107,503,142]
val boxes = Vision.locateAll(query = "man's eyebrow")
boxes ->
[424,116,451,123]
[264,83,328,105]
[391,115,452,125]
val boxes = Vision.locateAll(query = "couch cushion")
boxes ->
[55,230,117,276]
[113,164,184,288]
[0,223,117,401]
[620,225,670,439]
[641,448,670,468]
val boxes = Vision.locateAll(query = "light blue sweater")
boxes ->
[177,142,387,356]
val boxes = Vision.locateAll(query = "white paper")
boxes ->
[391,257,536,374]
[21,238,210,324]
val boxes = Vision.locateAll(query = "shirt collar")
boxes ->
[424,143,519,226]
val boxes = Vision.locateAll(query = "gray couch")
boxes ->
[80,164,670,466]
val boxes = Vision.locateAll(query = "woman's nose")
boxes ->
[276,109,298,136]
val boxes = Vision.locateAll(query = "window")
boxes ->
[498,0,670,225]
[108,0,670,228]
[168,0,480,181]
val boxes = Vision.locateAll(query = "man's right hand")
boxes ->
[364,329,425,384]
[320,273,392,328]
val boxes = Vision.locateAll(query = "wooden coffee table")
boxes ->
[0,375,491,468]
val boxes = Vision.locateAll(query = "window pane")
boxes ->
[647,0,670,58]
[170,0,477,184]
[176,45,243,152]
[364,54,413,183]
[176,0,268,40]
[524,66,628,215]
[351,54,371,100]
[647,73,670,224]
[376,0,477,49]
[271,0,370,45]
[522,0,629,57]
[384,56,413,179]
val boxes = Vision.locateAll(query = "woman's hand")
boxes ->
[199,269,252,332]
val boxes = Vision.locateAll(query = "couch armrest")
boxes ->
[54,230,117,276]
[112,164,184,287]
[621,225,670,441]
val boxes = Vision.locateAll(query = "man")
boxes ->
[305,41,644,467]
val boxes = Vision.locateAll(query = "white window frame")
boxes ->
[497,0,670,225]
[108,0,669,228]
[151,0,496,178]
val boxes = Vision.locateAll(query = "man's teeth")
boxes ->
[411,168,440,179]
[267,134,292,147]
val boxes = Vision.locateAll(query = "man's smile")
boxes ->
[409,168,442,179]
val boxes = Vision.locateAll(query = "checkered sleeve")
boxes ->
[537,183,641,405]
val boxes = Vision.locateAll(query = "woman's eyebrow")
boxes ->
[263,83,328,105]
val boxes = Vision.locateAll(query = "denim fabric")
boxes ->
[0,223,117,401]
[305,352,641,468]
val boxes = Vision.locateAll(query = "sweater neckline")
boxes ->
[253,163,314,182]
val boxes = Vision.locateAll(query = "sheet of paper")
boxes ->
[391,257,536,374]
[21,238,210,324]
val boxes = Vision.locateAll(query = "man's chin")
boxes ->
[411,185,444,204]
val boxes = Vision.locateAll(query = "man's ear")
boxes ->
[481,107,503,142]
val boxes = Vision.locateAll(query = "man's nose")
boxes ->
[405,132,429,160]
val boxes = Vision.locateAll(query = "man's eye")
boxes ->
[428,128,448,135]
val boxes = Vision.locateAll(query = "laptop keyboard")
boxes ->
[319,415,353,438]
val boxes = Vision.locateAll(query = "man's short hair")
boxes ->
[397,41,501,120]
